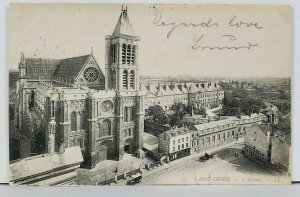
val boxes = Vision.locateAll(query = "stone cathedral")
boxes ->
[16,8,144,168]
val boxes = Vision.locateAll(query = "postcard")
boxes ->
[8,4,291,185]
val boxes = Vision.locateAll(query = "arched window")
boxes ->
[111,44,117,64]
[123,70,128,89]
[51,100,55,117]
[122,44,126,64]
[130,70,135,89]
[71,112,77,131]
[130,106,135,121]
[128,128,132,136]
[111,69,116,89]
[131,46,136,65]
[124,106,128,122]
[126,45,131,64]
[99,119,111,137]
[80,111,85,130]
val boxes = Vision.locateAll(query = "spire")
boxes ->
[112,6,135,36]
[20,52,25,63]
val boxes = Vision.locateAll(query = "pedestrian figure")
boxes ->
[139,164,143,173]
[123,171,127,180]
[114,173,118,183]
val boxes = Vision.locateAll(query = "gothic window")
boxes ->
[111,69,116,89]
[126,45,131,64]
[130,106,135,121]
[80,112,85,130]
[71,112,77,131]
[99,119,111,137]
[96,101,99,117]
[131,46,136,65]
[128,128,131,136]
[51,100,55,117]
[124,106,128,122]
[122,44,126,64]
[111,44,117,64]
[130,70,135,89]
[123,70,128,89]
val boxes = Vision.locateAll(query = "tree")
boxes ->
[169,102,188,127]
[148,105,170,124]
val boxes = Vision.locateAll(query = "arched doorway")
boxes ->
[124,138,133,154]
[97,140,114,161]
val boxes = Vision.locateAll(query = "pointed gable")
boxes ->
[113,8,135,37]
[52,55,90,82]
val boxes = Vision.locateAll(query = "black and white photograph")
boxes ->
[8,4,292,186]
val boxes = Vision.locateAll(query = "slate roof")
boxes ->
[113,9,135,37]
[24,58,60,80]
[52,55,90,81]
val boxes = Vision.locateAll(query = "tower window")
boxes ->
[111,44,117,64]
[130,106,135,121]
[126,45,131,64]
[123,70,128,89]
[130,70,135,89]
[111,69,116,89]
[131,46,136,65]
[122,44,126,64]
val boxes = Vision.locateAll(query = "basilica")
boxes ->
[16,7,144,168]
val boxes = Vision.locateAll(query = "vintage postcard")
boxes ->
[8,4,291,185]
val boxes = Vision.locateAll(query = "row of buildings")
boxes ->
[158,114,263,161]
[142,82,224,111]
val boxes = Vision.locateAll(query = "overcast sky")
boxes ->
[9,4,291,78]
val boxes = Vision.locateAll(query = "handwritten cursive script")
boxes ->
[152,8,219,38]
[151,7,262,51]
[192,34,258,50]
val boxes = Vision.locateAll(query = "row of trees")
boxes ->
[221,89,266,117]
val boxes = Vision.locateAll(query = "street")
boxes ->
[140,142,289,185]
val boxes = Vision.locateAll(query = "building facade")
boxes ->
[15,8,144,168]
[158,119,238,160]
[142,82,224,111]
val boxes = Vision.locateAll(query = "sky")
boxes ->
[8,4,291,78]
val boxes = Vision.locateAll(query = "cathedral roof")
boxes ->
[24,58,60,80]
[52,54,90,82]
[113,8,135,37]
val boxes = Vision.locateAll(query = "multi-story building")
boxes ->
[158,128,191,161]
[243,124,272,165]
[142,81,224,111]
[14,8,144,168]
[244,124,291,174]
[189,119,237,154]
[158,119,237,160]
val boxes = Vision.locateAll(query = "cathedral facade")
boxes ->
[16,8,144,168]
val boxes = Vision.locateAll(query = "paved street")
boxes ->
[140,142,289,185]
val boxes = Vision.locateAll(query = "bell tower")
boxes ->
[105,6,140,92]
